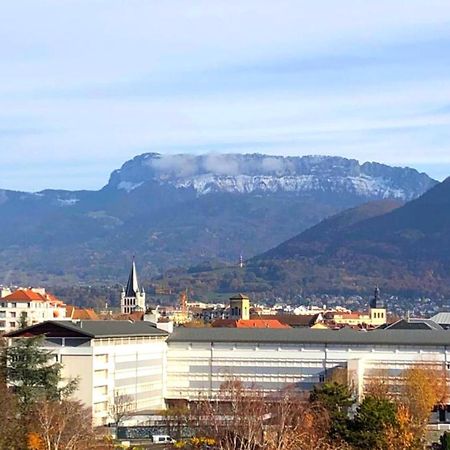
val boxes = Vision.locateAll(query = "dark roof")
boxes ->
[7,320,168,339]
[384,318,443,331]
[167,327,450,347]
[230,293,249,300]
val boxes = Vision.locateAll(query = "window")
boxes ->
[96,354,108,364]
[0,311,5,318]
[10,312,16,318]
[9,322,15,328]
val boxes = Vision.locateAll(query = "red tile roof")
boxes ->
[66,305,99,320]
[3,289,65,305]
[212,319,290,329]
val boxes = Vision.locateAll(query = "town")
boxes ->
[2,259,450,448]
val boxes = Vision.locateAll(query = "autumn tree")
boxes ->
[400,364,447,446]
[265,389,333,450]
[385,404,415,450]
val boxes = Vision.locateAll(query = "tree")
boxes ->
[4,336,78,411]
[384,404,415,450]
[264,389,332,450]
[0,382,26,450]
[29,398,95,450]
[348,395,397,450]
[191,379,268,450]
[162,405,190,441]
[310,382,353,440]
[400,364,447,446]
[18,311,28,329]
[108,391,134,427]
[440,431,450,450]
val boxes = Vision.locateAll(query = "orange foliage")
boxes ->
[27,432,44,450]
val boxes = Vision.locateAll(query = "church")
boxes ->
[120,259,146,314]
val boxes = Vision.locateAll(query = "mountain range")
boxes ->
[164,178,450,298]
[0,153,437,286]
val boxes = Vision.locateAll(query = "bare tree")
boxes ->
[29,399,95,450]
[265,389,334,450]
[108,391,135,427]
[191,379,268,450]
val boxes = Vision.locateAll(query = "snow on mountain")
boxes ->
[108,153,436,201]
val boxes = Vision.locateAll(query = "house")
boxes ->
[0,288,67,333]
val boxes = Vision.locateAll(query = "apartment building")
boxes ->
[0,288,67,333]
[7,320,168,426]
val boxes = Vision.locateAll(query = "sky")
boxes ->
[2,1,450,191]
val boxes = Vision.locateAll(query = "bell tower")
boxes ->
[121,258,146,314]
[229,293,250,320]
[369,286,386,326]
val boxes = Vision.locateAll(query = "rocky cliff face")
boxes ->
[108,153,435,200]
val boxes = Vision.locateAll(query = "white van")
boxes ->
[152,435,175,444]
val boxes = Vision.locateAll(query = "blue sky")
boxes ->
[1,1,450,191]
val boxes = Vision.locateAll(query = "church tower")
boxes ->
[369,286,387,326]
[121,259,146,314]
[229,293,250,320]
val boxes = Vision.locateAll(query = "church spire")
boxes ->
[370,285,384,309]
[124,257,140,298]
[121,257,146,314]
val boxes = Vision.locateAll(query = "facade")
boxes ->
[121,260,146,314]
[166,328,450,415]
[0,288,66,333]
[7,320,168,426]
[9,318,450,426]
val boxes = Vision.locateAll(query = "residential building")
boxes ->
[0,288,66,333]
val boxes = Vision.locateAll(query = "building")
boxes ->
[211,319,290,329]
[7,320,168,426]
[229,294,250,320]
[165,327,450,419]
[0,288,67,333]
[121,259,146,314]
[431,312,450,330]
[9,320,450,425]
[330,287,387,328]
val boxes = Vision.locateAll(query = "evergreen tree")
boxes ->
[349,395,397,449]
[4,336,78,412]
[310,381,353,439]
[441,431,450,450]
